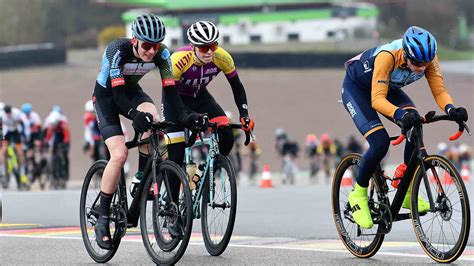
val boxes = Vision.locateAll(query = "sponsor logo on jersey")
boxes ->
[377,80,389,85]
[204,67,218,75]
[162,78,175,87]
[161,48,170,60]
[122,63,156,75]
[175,53,192,71]
[111,78,125,87]
[346,102,357,118]
[110,69,120,77]
[192,66,198,72]
[363,60,372,73]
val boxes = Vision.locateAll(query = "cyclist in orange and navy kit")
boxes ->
[342,26,468,229]
[91,14,205,250]
[162,21,255,236]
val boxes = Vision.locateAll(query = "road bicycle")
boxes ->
[332,111,470,263]
[80,121,193,265]
[181,122,251,256]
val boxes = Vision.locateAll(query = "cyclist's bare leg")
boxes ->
[101,135,128,194]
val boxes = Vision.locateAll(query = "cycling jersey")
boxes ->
[345,39,453,118]
[45,120,70,145]
[44,112,68,129]
[171,45,237,97]
[1,107,27,137]
[96,38,175,89]
[83,111,100,146]
[21,111,42,135]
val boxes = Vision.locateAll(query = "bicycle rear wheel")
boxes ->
[201,155,237,256]
[79,160,124,263]
[332,153,386,258]
[411,155,470,263]
[140,160,193,265]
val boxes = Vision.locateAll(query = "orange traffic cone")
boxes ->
[461,164,470,182]
[341,171,353,187]
[260,164,273,188]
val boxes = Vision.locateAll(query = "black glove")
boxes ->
[183,113,209,131]
[448,107,468,122]
[397,112,421,129]
[240,116,255,132]
[132,112,153,133]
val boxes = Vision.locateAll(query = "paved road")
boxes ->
[1,181,473,264]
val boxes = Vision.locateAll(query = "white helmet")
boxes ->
[85,100,94,112]
[187,21,219,45]
[437,142,447,151]
[0,102,4,110]
[50,111,62,126]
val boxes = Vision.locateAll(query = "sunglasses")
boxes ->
[196,42,218,53]
[140,41,160,51]
[408,58,429,67]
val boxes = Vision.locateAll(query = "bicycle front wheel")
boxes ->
[411,155,470,263]
[79,160,123,263]
[332,153,386,258]
[140,160,193,265]
[201,155,237,256]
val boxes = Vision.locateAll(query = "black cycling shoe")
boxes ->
[168,217,184,240]
[94,220,113,250]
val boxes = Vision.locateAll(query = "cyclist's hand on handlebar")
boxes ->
[184,113,209,131]
[448,107,468,123]
[132,112,153,133]
[240,116,255,132]
[397,112,421,129]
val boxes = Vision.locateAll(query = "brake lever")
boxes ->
[462,121,471,136]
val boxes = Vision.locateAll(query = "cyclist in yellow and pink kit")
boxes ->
[161,21,255,237]
[341,26,468,229]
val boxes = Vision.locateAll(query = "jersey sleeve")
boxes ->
[371,51,399,118]
[213,47,237,78]
[155,44,176,88]
[106,46,126,88]
[170,51,188,81]
[425,56,454,111]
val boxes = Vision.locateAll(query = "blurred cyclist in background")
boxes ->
[21,103,44,185]
[317,133,336,182]
[341,26,468,229]
[0,105,29,188]
[83,100,104,162]
[44,110,70,181]
[305,133,320,179]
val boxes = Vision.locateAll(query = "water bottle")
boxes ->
[192,163,206,191]
[391,163,407,189]
[186,163,197,190]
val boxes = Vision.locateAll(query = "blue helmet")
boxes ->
[22,103,32,114]
[402,26,437,63]
[131,14,166,44]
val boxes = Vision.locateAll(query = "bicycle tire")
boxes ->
[332,153,386,258]
[140,160,193,265]
[411,155,470,263]
[79,160,121,263]
[201,155,237,256]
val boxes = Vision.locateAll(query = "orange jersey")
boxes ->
[345,39,453,118]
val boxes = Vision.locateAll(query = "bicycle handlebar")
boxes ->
[391,111,470,146]
[126,121,178,149]
[185,122,254,148]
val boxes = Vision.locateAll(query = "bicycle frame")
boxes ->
[375,126,430,222]
[183,128,220,219]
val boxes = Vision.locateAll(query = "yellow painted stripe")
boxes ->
[363,125,384,138]
[0,224,41,228]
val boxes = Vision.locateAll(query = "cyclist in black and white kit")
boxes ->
[92,14,206,250]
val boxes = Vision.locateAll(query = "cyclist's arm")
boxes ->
[228,74,249,118]
[62,121,70,144]
[214,48,249,117]
[370,51,406,120]
[425,56,454,113]
[156,46,189,123]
